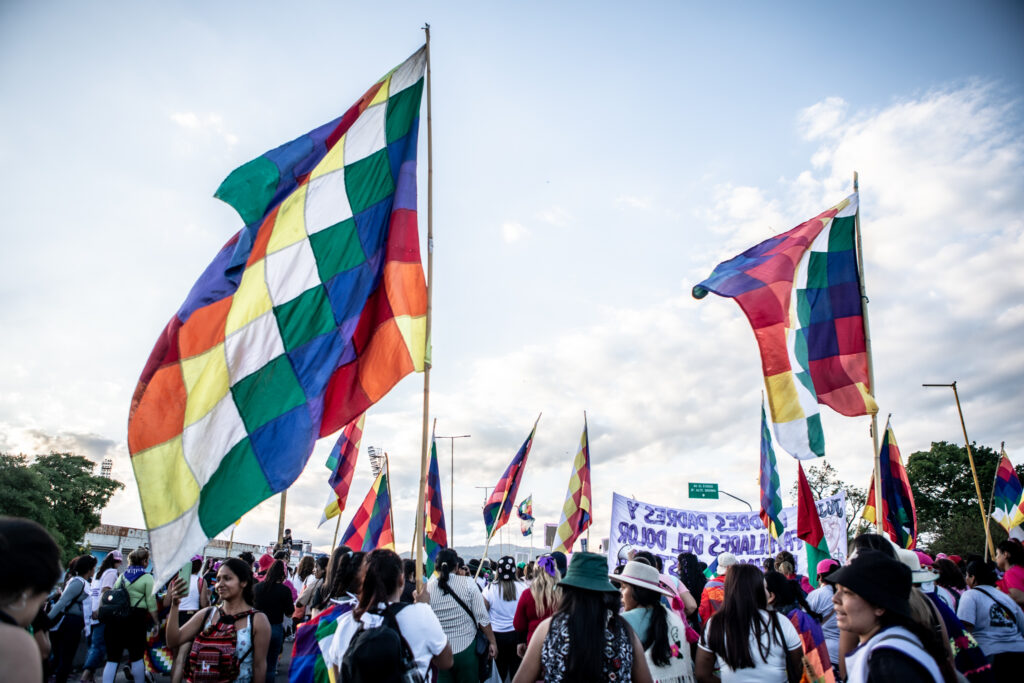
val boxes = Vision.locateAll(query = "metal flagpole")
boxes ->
[852,172,884,534]
[923,381,995,557]
[413,24,435,586]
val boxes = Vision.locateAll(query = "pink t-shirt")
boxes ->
[998,564,1024,593]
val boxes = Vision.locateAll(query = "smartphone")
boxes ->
[177,562,192,592]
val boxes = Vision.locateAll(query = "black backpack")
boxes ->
[98,575,144,623]
[341,603,423,683]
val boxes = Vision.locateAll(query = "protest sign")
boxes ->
[607,490,847,577]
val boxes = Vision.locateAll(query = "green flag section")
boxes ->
[797,462,831,588]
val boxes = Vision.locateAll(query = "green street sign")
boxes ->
[688,482,719,499]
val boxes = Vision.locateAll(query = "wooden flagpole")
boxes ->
[277,490,288,548]
[984,441,1004,561]
[227,525,237,557]
[384,453,398,553]
[413,24,435,587]
[852,172,884,534]
[331,514,341,551]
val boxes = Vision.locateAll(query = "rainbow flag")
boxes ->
[340,463,395,551]
[483,416,540,537]
[553,416,593,554]
[694,194,877,460]
[289,600,353,683]
[797,462,831,588]
[991,447,1024,532]
[786,608,836,683]
[863,418,917,549]
[759,400,785,539]
[518,495,535,536]
[318,413,365,527]
[126,47,427,584]
[423,434,447,577]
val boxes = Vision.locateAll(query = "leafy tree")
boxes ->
[0,452,123,562]
[788,460,869,538]
[905,441,1022,551]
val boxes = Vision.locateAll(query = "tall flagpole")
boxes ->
[384,453,398,552]
[413,24,435,585]
[852,172,884,533]
[984,441,1004,561]
[331,514,341,551]
[923,381,994,557]
[277,490,288,548]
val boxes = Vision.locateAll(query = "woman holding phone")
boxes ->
[167,557,270,683]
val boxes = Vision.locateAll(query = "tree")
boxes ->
[788,460,870,538]
[905,441,1024,554]
[0,452,123,562]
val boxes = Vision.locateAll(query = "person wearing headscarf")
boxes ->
[483,556,527,680]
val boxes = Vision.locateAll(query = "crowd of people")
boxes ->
[4,515,1024,683]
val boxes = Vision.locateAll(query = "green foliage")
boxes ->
[788,460,870,538]
[0,452,123,563]
[905,441,1022,546]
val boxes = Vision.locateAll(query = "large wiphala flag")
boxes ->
[127,47,427,583]
[758,400,785,539]
[863,418,917,549]
[319,413,365,527]
[694,194,878,459]
[552,416,593,553]
[340,463,396,551]
[483,416,540,538]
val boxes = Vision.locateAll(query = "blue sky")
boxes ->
[2,1,1022,554]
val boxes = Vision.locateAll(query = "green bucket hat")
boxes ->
[558,552,618,593]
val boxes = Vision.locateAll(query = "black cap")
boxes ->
[829,549,912,618]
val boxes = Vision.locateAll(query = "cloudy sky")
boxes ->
[2,1,1022,555]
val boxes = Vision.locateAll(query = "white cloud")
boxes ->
[501,221,530,243]
[798,96,848,141]
[535,206,571,228]
[615,195,653,211]
[170,111,239,147]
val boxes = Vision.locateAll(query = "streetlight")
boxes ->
[435,433,471,547]
[923,381,994,557]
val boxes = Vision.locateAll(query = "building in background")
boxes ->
[100,458,113,479]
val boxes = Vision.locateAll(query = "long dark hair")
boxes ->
[296,555,315,582]
[677,552,706,597]
[932,559,966,591]
[554,585,626,680]
[629,583,672,667]
[265,559,286,585]
[71,554,98,577]
[997,540,1024,567]
[355,549,403,618]
[437,548,459,591]
[764,571,821,621]
[705,564,787,670]
[327,548,364,598]
[97,553,120,576]
[221,557,254,605]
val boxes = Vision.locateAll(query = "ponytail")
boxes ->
[436,548,458,591]
[629,584,673,667]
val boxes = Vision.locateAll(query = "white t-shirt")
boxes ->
[325,602,448,680]
[179,572,204,611]
[956,587,1024,656]
[698,609,801,682]
[483,581,526,633]
[88,569,119,625]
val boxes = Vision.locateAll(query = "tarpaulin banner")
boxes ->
[607,490,848,577]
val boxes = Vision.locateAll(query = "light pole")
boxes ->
[923,381,994,557]
[435,433,470,547]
